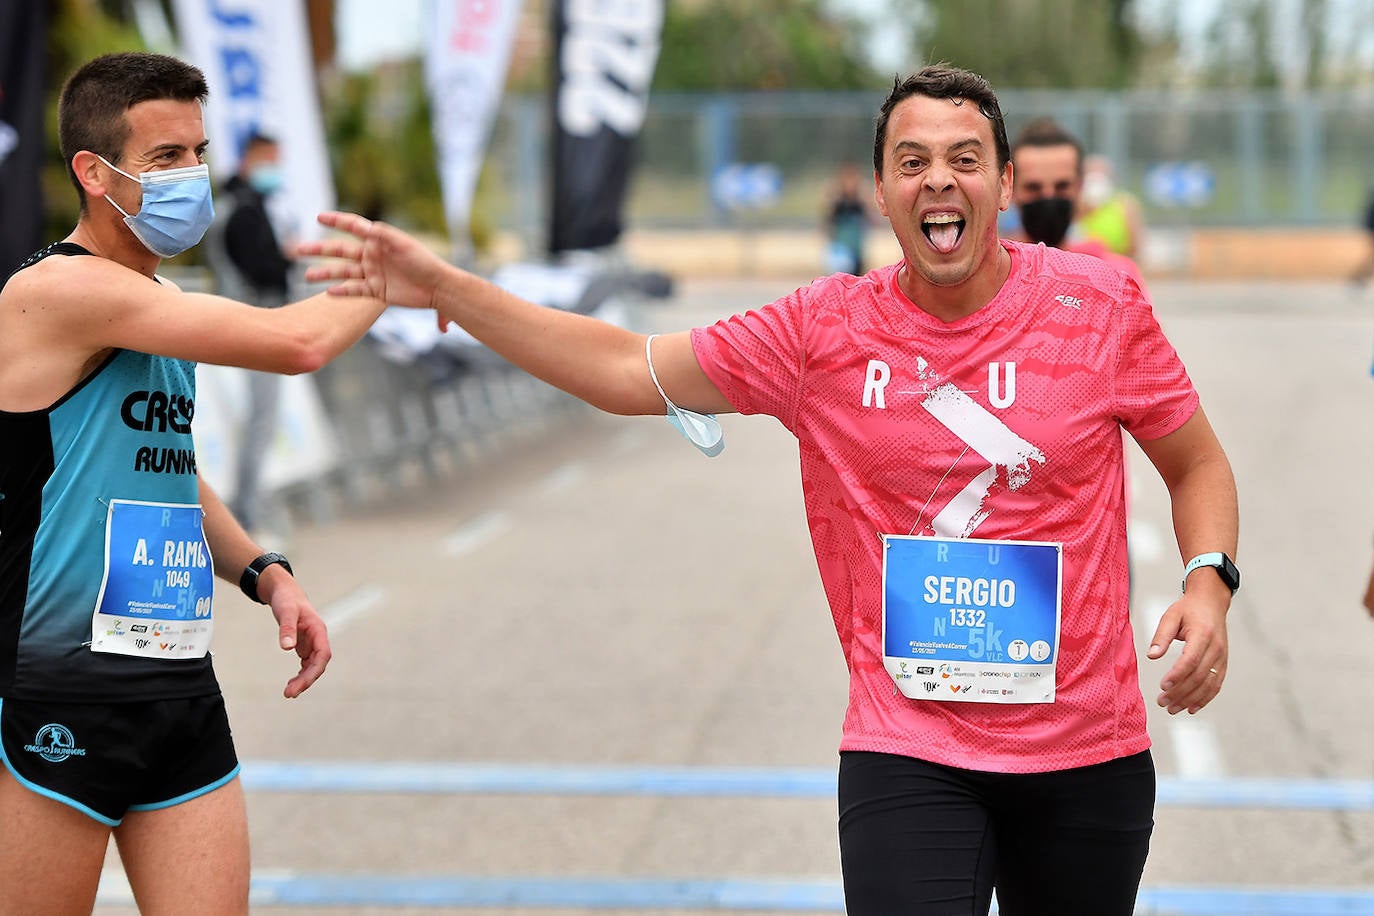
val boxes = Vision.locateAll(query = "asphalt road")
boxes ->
[94,276,1374,915]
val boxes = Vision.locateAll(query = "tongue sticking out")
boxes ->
[927,221,962,253]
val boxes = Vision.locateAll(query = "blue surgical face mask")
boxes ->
[247,164,283,196]
[98,156,215,258]
[646,334,724,458]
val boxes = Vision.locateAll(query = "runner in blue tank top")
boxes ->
[0,52,404,915]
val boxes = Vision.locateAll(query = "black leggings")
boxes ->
[838,749,1155,916]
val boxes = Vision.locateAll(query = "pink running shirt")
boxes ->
[1068,237,1147,289]
[691,240,1198,773]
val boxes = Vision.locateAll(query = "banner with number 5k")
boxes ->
[91,500,214,660]
[882,535,1061,704]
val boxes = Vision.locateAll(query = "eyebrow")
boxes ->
[141,140,210,159]
[892,138,987,156]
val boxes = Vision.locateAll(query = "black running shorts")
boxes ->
[0,694,239,825]
[838,749,1155,916]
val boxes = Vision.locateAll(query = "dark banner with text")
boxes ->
[0,2,47,276]
[547,0,662,255]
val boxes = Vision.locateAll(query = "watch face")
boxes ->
[1221,556,1241,591]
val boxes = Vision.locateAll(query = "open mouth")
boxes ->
[922,213,966,254]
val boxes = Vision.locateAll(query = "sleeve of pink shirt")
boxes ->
[689,283,814,432]
[1112,277,1200,440]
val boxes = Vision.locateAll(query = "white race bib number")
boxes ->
[91,499,213,659]
[882,535,1061,703]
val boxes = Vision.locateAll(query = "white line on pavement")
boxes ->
[1169,716,1228,780]
[320,585,388,634]
[96,870,133,905]
[1127,518,1166,564]
[613,428,650,452]
[539,463,586,495]
[1138,595,1172,647]
[440,511,512,557]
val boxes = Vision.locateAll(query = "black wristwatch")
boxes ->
[240,552,293,604]
[1181,552,1240,595]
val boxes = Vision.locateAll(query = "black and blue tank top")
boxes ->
[0,243,219,701]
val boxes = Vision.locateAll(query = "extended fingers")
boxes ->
[284,651,329,698]
[283,628,332,698]
[297,238,364,260]
[1159,652,1225,714]
[302,261,364,283]
[316,210,375,237]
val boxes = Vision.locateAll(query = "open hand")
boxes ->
[299,211,448,311]
[259,568,332,698]
[1146,592,1228,715]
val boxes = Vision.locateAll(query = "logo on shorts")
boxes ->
[23,723,87,763]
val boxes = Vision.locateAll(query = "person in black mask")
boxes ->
[1010,117,1080,247]
[1009,117,1144,287]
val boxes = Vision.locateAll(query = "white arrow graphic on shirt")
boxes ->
[921,382,1046,538]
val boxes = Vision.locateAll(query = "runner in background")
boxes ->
[204,132,297,546]
[1078,153,1146,261]
[822,161,873,275]
[1008,116,1146,289]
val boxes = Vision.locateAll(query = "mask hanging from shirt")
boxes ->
[646,334,724,457]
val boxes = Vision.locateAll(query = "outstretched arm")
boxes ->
[1136,407,1238,715]
[300,212,732,417]
[200,478,330,698]
[7,252,389,376]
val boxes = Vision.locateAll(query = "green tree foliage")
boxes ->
[912,0,1147,89]
[653,0,884,90]
[1197,0,1284,88]
[324,63,451,238]
[1189,0,1370,90]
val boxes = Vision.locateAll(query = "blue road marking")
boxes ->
[250,876,845,909]
[242,875,1374,912]
[228,763,1374,912]
[239,761,1374,811]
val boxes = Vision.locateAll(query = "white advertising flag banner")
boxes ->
[171,0,334,243]
[425,0,524,256]
[171,1,339,497]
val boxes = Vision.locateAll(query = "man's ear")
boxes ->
[999,161,1014,212]
[873,168,888,218]
[71,150,111,200]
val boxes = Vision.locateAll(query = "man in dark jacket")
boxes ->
[206,132,294,539]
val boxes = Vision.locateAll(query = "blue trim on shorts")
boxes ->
[0,698,121,827]
[127,762,241,813]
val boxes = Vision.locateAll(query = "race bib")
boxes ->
[91,499,213,659]
[882,535,1061,703]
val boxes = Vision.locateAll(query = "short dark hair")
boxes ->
[873,65,1010,175]
[1011,117,1085,174]
[58,52,209,207]
[243,130,279,152]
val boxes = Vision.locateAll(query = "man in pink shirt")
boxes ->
[303,65,1238,916]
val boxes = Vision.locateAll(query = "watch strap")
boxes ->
[1181,552,1239,594]
[240,551,293,604]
